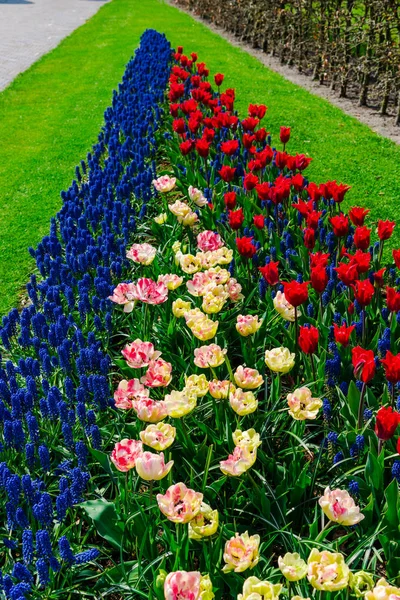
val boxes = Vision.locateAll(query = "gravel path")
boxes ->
[0,0,109,91]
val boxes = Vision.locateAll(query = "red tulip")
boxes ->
[253,215,265,229]
[255,128,268,143]
[294,153,312,171]
[259,261,279,285]
[179,140,194,156]
[331,182,351,203]
[219,166,236,183]
[378,220,395,241]
[353,226,371,251]
[228,208,245,230]
[335,262,359,286]
[249,104,267,119]
[224,191,237,210]
[243,172,259,191]
[298,325,319,354]
[307,182,323,204]
[241,117,259,132]
[349,250,371,274]
[291,173,304,191]
[214,73,224,86]
[220,140,239,156]
[330,214,349,238]
[255,182,271,202]
[236,236,257,258]
[306,210,323,230]
[386,287,400,313]
[333,323,355,347]
[310,252,330,268]
[195,138,211,158]
[283,281,309,307]
[373,268,386,287]
[304,228,316,250]
[352,279,375,307]
[352,346,376,383]
[375,406,400,440]
[292,199,313,217]
[197,63,209,77]
[393,249,400,269]
[380,351,400,384]
[311,264,329,293]
[349,206,370,227]
[242,133,256,149]
[274,151,288,170]
[172,118,186,134]
[280,126,291,145]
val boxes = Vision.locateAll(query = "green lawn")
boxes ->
[1,0,400,316]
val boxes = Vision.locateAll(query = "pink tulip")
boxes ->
[126,243,157,265]
[197,230,224,252]
[164,571,201,600]
[113,379,149,410]
[157,482,203,523]
[121,339,161,369]
[108,282,137,313]
[133,278,168,305]
[110,439,143,472]
[141,359,172,388]
[132,398,168,423]
[152,175,176,193]
[135,451,173,481]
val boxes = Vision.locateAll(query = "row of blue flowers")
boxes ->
[0,30,171,599]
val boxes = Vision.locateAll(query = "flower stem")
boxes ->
[310,353,317,383]
[362,310,366,346]
[357,381,367,430]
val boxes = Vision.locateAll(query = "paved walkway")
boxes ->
[0,0,109,91]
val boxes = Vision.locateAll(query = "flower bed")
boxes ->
[1,32,400,600]
[106,48,400,598]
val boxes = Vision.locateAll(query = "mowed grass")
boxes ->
[0,0,400,316]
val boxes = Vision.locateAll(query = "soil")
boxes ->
[166,0,400,146]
